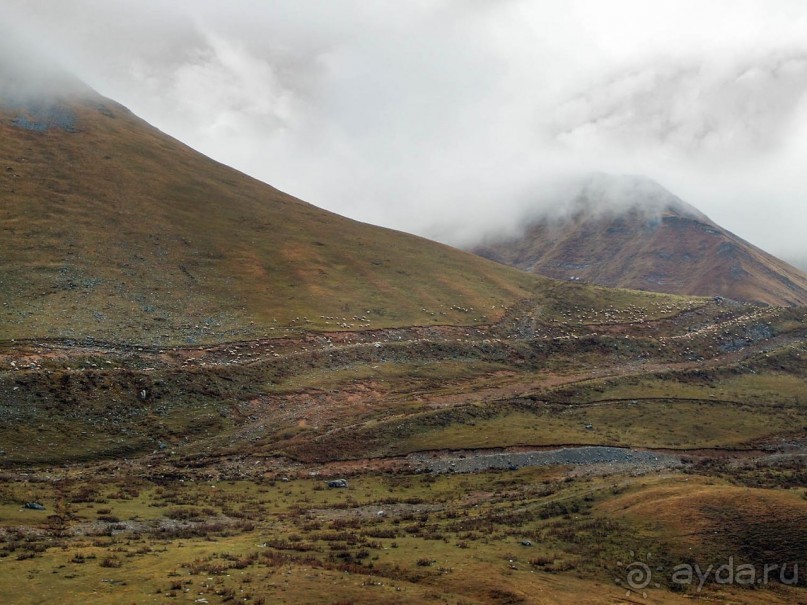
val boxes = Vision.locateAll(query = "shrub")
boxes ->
[99,556,122,568]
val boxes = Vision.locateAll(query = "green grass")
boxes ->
[264,360,509,394]
[1,96,545,345]
[394,398,806,453]
[2,466,804,604]
[571,373,807,406]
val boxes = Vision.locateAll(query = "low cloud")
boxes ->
[5,0,807,265]
[553,53,807,160]
[0,27,86,103]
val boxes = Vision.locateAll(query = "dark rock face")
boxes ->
[10,102,77,132]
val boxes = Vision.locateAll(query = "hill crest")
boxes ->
[0,76,541,344]
[472,175,807,307]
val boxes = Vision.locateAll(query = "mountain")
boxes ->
[0,69,541,345]
[4,59,807,605]
[471,175,807,307]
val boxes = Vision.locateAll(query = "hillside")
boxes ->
[0,77,540,344]
[3,64,807,605]
[472,175,807,307]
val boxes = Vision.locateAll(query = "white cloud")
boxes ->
[551,53,807,160]
[5,0,807,264]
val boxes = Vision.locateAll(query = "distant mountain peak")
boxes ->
[0,33,91,104]
[473,174,807,306]
[563,173,709,223]
[0,35,99,134]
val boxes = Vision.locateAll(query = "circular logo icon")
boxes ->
[625,561,652,591]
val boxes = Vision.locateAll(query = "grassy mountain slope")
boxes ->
[472,176,807,306]
[1,89,539,344]
[2,88,806,604]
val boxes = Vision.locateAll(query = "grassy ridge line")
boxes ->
[1,92,540,344]
[473,184,807,307]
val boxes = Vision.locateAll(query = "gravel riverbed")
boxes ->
[408,446,681,474]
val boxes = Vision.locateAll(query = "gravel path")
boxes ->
[408,446,680,474]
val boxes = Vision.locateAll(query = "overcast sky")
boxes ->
[7,0,807,267]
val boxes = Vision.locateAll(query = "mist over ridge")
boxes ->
[4,1,807,266]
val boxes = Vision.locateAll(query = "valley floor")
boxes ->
[1,296,806,603]
[1,446,806,604]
